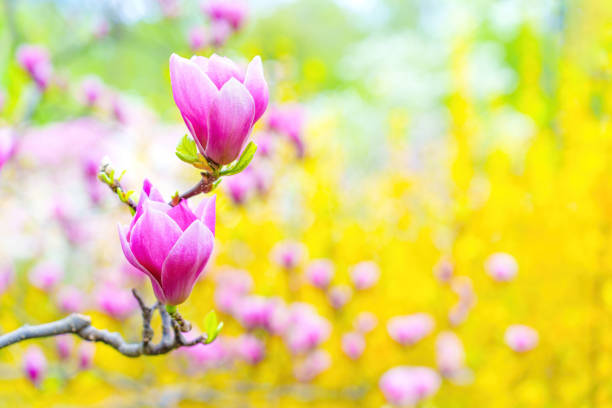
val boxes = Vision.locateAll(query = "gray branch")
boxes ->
[0,290,207,358]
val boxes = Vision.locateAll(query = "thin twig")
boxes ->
[170,172,217,207]
[0,290,206,357]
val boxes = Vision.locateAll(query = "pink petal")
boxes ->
[166,200,197,231]
[129,209,182,282]
[169,53,218,151]
[142,179,165,202]
[244,56,268,122]
[195,195,216,235]
[161,220,214,305]
[205,54,245,89]
[190,55,209,72]
[118,225,167,303]
[205,78,255,165]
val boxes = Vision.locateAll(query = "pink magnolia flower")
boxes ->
[118,180,216,305]
[434,258,454,283]
[23,346,47,386]
[485,252,518,282]
[342,332,365,360]
[350,261,380,290]
[387,313,435,346]
[255,132,275,157]
[57,286,85,313]
[181,332,231,369]
[271,240,307,270]
[436,331,466,378]
[210,20,232,48]
[354,311,378,334]
[234,295,276,330]
[284,305,331,354]
[505,324,538,352]
[189,26,208,51]
[237,334,265,365]
[203,0,248,30]
[80,75,104,107]
[328,284,352,310]
[0,128,17,171]
[96,284,138,320]
[16,44,53,90]
[214,268,252,313]
[77,342,95,370]
[224,170,253,205]
[56,335,74,360]
[305,259,334,290]
[293,349,330,382]
[379,366,441,406]
[267,104,306,158]
[169,53,268,165]
[29,262,63,292]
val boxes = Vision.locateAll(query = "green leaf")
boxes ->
[219,141,257,176]
[175,134,199,164]
[204,310,221,344]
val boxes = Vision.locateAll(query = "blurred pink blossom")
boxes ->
[16,44,53,90]
[23,346,47,386]
[353,311,378,334]
[379,366,441,406]
[485,252,518,282]
[203,0,248,30]
[305,259,334,290]
[96,284,138,320]
[237,334,265,365]
[56,335,74,361]
[434,257,454,283]
[271,240,307,270]
[387,313,435,346]
[436,331,466,378]
[327,284,352,310]
[77,342,95,370]
[293,349,330,382]
[350,261,380,290]
[505,324,538,352]
[341,332,365,360]
[29,262,63,292]
[189,26,208,51]
[57,286,85,313]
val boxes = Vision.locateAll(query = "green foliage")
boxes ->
[175,134,199,164]
[219,141,257,176]
[203,310,223,344]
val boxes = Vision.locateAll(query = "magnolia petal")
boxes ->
[195,194,216,235]
[244,56,269,122]
[118,225,167,303]
[166,200,198,231]
[169,53,218,150]
[129,208,182,282]
[161,221,214,305]
[205,78,255,165]
[206,54,245,89]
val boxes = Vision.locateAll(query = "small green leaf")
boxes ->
[175,134,199,164]
[204,310,223,344]
[219,141,257,176]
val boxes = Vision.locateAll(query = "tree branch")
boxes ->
[0,290,207,357]
[170,172,217,207]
